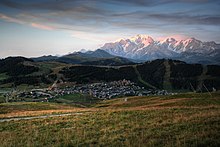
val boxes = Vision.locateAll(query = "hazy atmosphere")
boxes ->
[0,0,220,58]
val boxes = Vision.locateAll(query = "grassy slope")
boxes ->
[0,92,220,146]
[0,102,87,119]
[133,65,156,89]
[51,93,99,107]
[0,73,8,81]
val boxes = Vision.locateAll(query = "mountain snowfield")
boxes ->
[101,34,220,64]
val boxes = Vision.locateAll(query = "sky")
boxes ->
[0,0,220,58]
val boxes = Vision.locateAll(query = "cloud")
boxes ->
[31,23,54,30]
[0,0,220,42]
[0,0,109,14]
[0,13,56,31]
[147,13,220,26]
[0,13,24,24]
[117,0,220,6]
[110,10,220,26]
[1,0,219,29]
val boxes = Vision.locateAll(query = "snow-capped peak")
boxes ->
[130,34,154,43]
[115,38,126,42]
[79,49,88,53]
[161,37,177,44]
[101,34,219,62]
[127,34,154,49]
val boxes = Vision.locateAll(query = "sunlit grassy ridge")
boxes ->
[0,102,87,119]
[0,92,220,146]
[0,102,72,114]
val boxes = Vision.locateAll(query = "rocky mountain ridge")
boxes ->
[101,34,220,64]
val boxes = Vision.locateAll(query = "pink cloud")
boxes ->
[0,13,55,31]
[0,13,24,24]
[31,23,55,31]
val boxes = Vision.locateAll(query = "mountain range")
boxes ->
[101,34,220,65]
[32,34,220,65]
[32,49,134,66]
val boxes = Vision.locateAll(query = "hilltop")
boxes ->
[32,49,134,66]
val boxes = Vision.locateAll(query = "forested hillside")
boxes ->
[0,57,220,91]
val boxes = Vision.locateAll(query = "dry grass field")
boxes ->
[0,92,220,146]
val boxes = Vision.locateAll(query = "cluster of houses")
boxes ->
[15,89,54,102]
[59,79,151,99]
[4,79,174,102]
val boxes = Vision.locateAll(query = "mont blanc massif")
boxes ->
[31,34,220,65]
[101,34,220,65]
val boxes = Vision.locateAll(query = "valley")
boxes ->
[0,57,220,104]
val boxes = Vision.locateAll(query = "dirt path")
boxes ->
[133,65,156,89]
[0,112,84,123]
[163,60,172,90]
[196,65,208,91]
